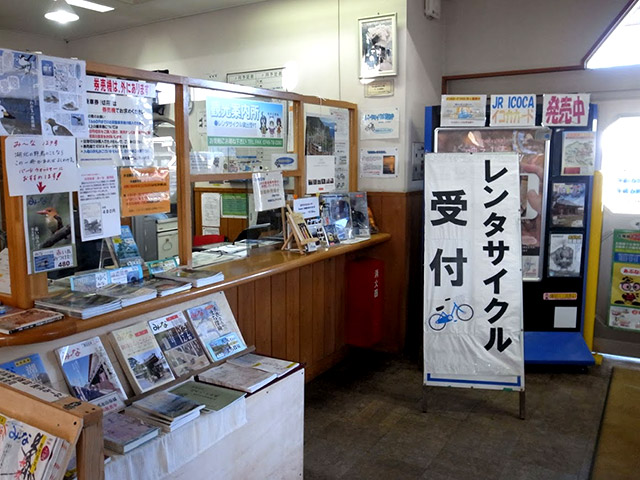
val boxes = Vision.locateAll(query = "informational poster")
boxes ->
[608,230,640,331]
[550,182,585,228]
[440,95,487,127]
[547,233,583,277]
[0,49,41,135]
[78,166,121,241]
[201,192,221,228]
[306,155,336,194]
[561,131,596,175]
[360,107,399,140]
[359,148,398,177]
[270,153,297,171]
[190,151,225,174]
[221,193,248,218]
[423,152,524,390]
[543,93,590,126]
[38,55,88,137]
[5,136,79,196]
[206,97,284,147]
[79,77,154,166]
[0,249,10,294]
[330,108,350,192]
[24,192,76,274]
[119,167,170,217]
[490,94,536,126]
[252,171,285,212]
[435,127,551,281]
[293,197,320,219]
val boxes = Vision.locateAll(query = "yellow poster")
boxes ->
[120,167,170,217]
[609,230,640,331]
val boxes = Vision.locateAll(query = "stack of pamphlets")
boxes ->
[125,391,205,432]
[155,267,224,288]
[34,290,122,319]
[96,282,157,307]
[170,381,245,413]
[102,412,160,454]
[0,308,64,334]
[227,353,299,378]
[0,412,71,480]
[107,226,144,267]
[0,353,53,387]
[139,277,192,297]
[56,337,128,415]
[196,362,277,394]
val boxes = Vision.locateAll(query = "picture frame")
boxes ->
[358,13,397,79]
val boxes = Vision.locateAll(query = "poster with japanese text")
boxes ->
[78,166,121,241]
[206,96,284,147]
[252,171,285,212]
[561,131,596,175]
[330,108,350,192]
[38,55,88,137]
[423,152,524,390]
[78,79,154,166]
[201,193,221,228]
[435,127,550,281]
[359,148,398,177]
[542,93,590,127]
[306,155,336,194]
[119,167,170,217]
[221,193,248,218]
[5,136,79,197]
[608,230,640,331]
[360,107,399,140]
[440,95,487,127]
[24,192,76,274]
[547,233,583,277]
[490,94,536,126]
[550,182,585,228]
[0,49,41,135]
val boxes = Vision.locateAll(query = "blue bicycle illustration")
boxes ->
[428,299,474,331]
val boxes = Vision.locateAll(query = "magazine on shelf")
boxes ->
[170,381,245,412]
[110,321,175,395]
[228,353,299,378]
[96,282,157,307]
[0,308,64,334]
[185,291,247,362]
[106,226,144,267]
[124,405,202,433]
[0,353,53,387]
[319,193,353,241]
[349,192,371,238]
[155,267,224,288]
[56,336,127,414]
[196,362,277,394]
[145,257,179,276]
[148,311,210,377]
[131,391,205,421]
[34,290,122,319]
[139,277,192,297]
[102,412,160,454]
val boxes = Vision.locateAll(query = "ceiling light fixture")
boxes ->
[66,0,114,13]
[45,0,80,23]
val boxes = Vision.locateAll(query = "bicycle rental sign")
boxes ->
[423,152,525,390]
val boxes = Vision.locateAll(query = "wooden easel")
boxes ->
[281,205,318,254]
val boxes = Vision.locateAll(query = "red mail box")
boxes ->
[346,258,384,347]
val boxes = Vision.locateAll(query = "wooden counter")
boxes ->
[1,234,390,380]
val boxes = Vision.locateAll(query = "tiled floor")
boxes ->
[304,350,629,480]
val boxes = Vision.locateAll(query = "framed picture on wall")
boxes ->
[358,13,397,78]
[435,127,552,281]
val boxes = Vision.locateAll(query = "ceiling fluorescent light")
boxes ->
[66,0,115,13]
[45,0,80,23]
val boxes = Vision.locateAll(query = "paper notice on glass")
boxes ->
[39,55,88,137]
[359,148,398,177]
[306,155,336,194]
[0,248,10,294]
[78,166,121,241]
[5,136,79,196]
[561,131,596,176]
[201,192,221,227]
[440,95,487,127]
[0,49,41,135]
[360,107,400,140]
[78,89,153,166]
[293,197,320,219]
[252,171,285,212]
[120,167,170,217]
[191,151,224,174]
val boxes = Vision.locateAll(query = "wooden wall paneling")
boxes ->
[237,283,256,347]
[311,262,325,362]
[285,269,301,361]
[299,264,314,365]
[270,273,287,359]
[334,255,346,351]
[194,190,203,236]
[254,277,272,355]
[406,192,425,357]
[324,257,336,357]
[225,286,239,320]
[175,83,193,265]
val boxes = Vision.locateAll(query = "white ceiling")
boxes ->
[0,0,266,41]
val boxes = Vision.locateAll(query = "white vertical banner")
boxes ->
[424,152,525,390]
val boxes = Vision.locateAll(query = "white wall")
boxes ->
[0,29,68,57]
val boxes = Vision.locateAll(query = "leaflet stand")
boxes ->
[98,238,115,269]
[281,205,318,254]
[0,379,103,480]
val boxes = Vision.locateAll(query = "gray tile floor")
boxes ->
[304,350,626,480]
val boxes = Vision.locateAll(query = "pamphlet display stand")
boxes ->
[282,205,318,254]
